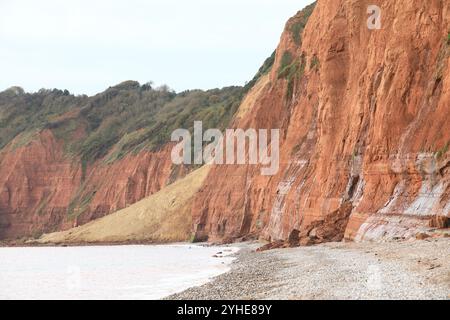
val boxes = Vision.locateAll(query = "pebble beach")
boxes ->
[167,238,450,300]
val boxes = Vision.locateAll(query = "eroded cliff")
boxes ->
[0,83,242,239]
[192,0,450,244]
[1,0,449,245]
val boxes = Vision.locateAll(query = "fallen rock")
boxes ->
[416,233,431,240]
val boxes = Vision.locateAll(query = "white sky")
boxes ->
[0,0,314,95]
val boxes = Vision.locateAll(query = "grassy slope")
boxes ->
[37,165,210,244]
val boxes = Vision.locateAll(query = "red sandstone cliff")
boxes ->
[1,1,449,244]
[192,0,450,244]
[0,130,177,239]
[0,81,240,239]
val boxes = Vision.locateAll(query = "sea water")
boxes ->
[0,244,237,299]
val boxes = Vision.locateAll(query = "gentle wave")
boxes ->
[0,244,238,299]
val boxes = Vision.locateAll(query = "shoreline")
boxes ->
[0,240,168,248]
[0,239,209,248]
[0,243,239,299]
[0,240,232,251]
[1,238,448,299]
[167,238,450,300]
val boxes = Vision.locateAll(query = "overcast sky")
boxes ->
[0,0,314,95]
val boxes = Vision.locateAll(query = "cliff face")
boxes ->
[192,0,450,244]
[0,84,242,239]
[0,130,177,239]
[1,0,449,244]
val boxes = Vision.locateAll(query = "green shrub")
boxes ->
[310,56,320,70]
[278,54,306,100]
[289,2,316,45]
[67,188,96,218]
[435,141,449,159]
[189,233,197,243]
[278,51,294,78]
[244,51,275,92]
[291,22,303,45]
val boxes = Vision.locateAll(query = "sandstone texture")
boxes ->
[192,0,450,244]
[0,132,176,239]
